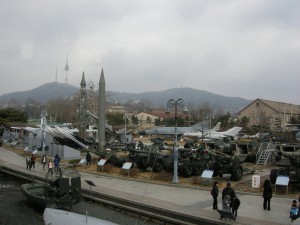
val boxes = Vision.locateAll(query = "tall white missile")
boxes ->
[79,72,87,139]
[98,68,106,152]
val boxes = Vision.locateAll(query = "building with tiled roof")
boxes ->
[130,109,187,128]
[237,98,300,131]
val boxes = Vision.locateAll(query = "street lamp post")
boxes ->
[166,98,188,184]
[124,111,127,145]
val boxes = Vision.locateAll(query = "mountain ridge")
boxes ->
[0,83,252,113]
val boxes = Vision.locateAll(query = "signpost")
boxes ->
[122,162,133,177]
[201,170,214,186]
[85,180,96,196]
[97,159,107,172]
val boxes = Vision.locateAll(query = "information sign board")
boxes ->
[97,159,106,166]
[276,176,289,186]
[79,159,86,164]
[275,175,289,194]
[122,162,133,170]
[201,170,214,179]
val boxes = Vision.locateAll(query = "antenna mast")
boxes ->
[55,66,57,82]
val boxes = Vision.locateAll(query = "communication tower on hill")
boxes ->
[64,53,69,82]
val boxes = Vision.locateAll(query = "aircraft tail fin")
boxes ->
[224,127,243,136]
[211,122,221,131]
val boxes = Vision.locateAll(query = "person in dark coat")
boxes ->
[220,182,236,219]
[41,154,47,171]
[263,179,273,210]
[54,154,60,172]
[222,182,236,208]
[86,152,92,166]
[31,153,36,170]
[211,181,219,210]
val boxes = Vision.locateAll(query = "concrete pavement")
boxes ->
[0,146,299,225]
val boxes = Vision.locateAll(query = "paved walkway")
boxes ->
[0,146,299,225]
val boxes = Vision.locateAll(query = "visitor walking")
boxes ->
[211,181,219,210]
[41,154,47,170]
[54,154,60,172]
[263,179,273,211]
[48,159,53,176]
[30,153,36,170]
[26,156,31,170]
[86,152,91,166]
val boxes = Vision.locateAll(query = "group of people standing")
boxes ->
[26,153,60,175]
[211,181,240,220]
[211,179,300,222]
[26,153,36,170]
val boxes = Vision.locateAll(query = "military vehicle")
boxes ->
[270,150,300,185]
[98,140,169,171]
[133,142,171,172]
[200,148,243,181]
[163,148,206,177]
[203,139,258,163]
[230,141,258,163]
[164,145,243,180]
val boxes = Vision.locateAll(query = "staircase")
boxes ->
[256,142,277,165]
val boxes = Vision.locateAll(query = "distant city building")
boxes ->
[237,98,300,131]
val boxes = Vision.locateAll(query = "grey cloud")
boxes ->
[0,0,299,104]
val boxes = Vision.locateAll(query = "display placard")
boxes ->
[97,159,106,166]
[85,180,96,187]
[201,170,214,179]
[122,162,133,170]
[79,159,86,164]
[85,180,96,196]
[276,176,289,186]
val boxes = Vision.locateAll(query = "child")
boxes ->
[48,159,53,176]
[290,200,298,222]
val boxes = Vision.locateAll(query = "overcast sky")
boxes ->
[1,0,299,104]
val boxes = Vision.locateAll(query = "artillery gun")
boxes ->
[133,143,171,172]
[98,140,171,172]
[202,148,243,181]
[97,148,133,168]
[163,147,206,177]
[163,145,243,180]
[270,151,300,184]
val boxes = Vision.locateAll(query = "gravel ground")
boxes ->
[0,172,159,225]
